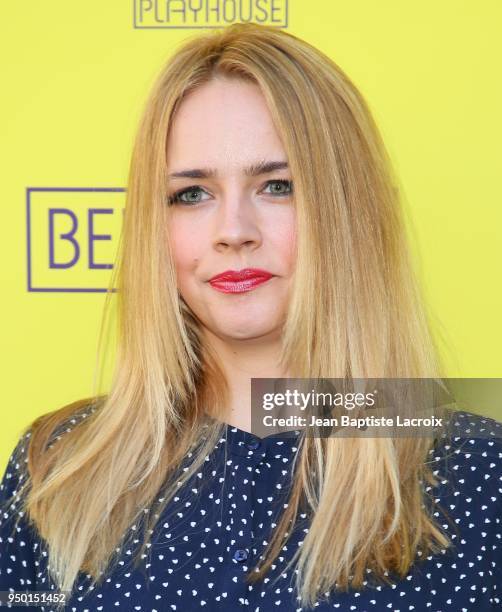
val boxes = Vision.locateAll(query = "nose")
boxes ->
[212,191,262,253]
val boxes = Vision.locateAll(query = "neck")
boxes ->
[202,328,290,433]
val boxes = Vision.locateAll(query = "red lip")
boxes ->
[208,268,274,294]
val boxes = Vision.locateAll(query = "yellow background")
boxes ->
[1,1,501,471]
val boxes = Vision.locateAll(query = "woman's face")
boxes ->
[166,76,296,342]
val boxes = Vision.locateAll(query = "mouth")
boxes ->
[208,268,274,294]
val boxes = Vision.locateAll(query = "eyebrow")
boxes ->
[168,160,289,179]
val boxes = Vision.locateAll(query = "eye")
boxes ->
[262,179,293,196]
[167,186,209,206]
[166,179,293,206]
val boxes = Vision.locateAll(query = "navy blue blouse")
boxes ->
[0,408,501,611]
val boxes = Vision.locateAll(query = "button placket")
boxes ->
[225,431,267,575]
[214,429,256,608]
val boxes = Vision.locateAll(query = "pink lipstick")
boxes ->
[208,268,274,294]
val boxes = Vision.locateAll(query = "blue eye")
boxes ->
[166,179,293,206]
[167,186,208,206]
[262,179,293,196]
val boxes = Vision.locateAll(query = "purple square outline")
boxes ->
[26,186,125,293]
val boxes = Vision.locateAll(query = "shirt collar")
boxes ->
[223,423,301,457]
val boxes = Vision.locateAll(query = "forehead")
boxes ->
[166,76,286,173]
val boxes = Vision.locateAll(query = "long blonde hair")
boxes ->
[7,22,454,609]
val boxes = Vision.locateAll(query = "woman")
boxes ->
[1,22,501,612]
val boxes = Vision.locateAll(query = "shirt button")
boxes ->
[233,548,248,562]
[247,439,260,450]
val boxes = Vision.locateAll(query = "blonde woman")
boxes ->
[1,22,501,612]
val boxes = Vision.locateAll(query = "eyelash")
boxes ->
[166,179,293,206]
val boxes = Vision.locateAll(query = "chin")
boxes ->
[218,322,280,341]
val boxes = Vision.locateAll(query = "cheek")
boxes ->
[167,217,201,275]
[274,214,297,272]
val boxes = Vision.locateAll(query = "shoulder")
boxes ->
[0,430,32,509]
[36,397,100,451]
[428,408,502,507]
[436,408,502,461]
[0,398,100,506]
